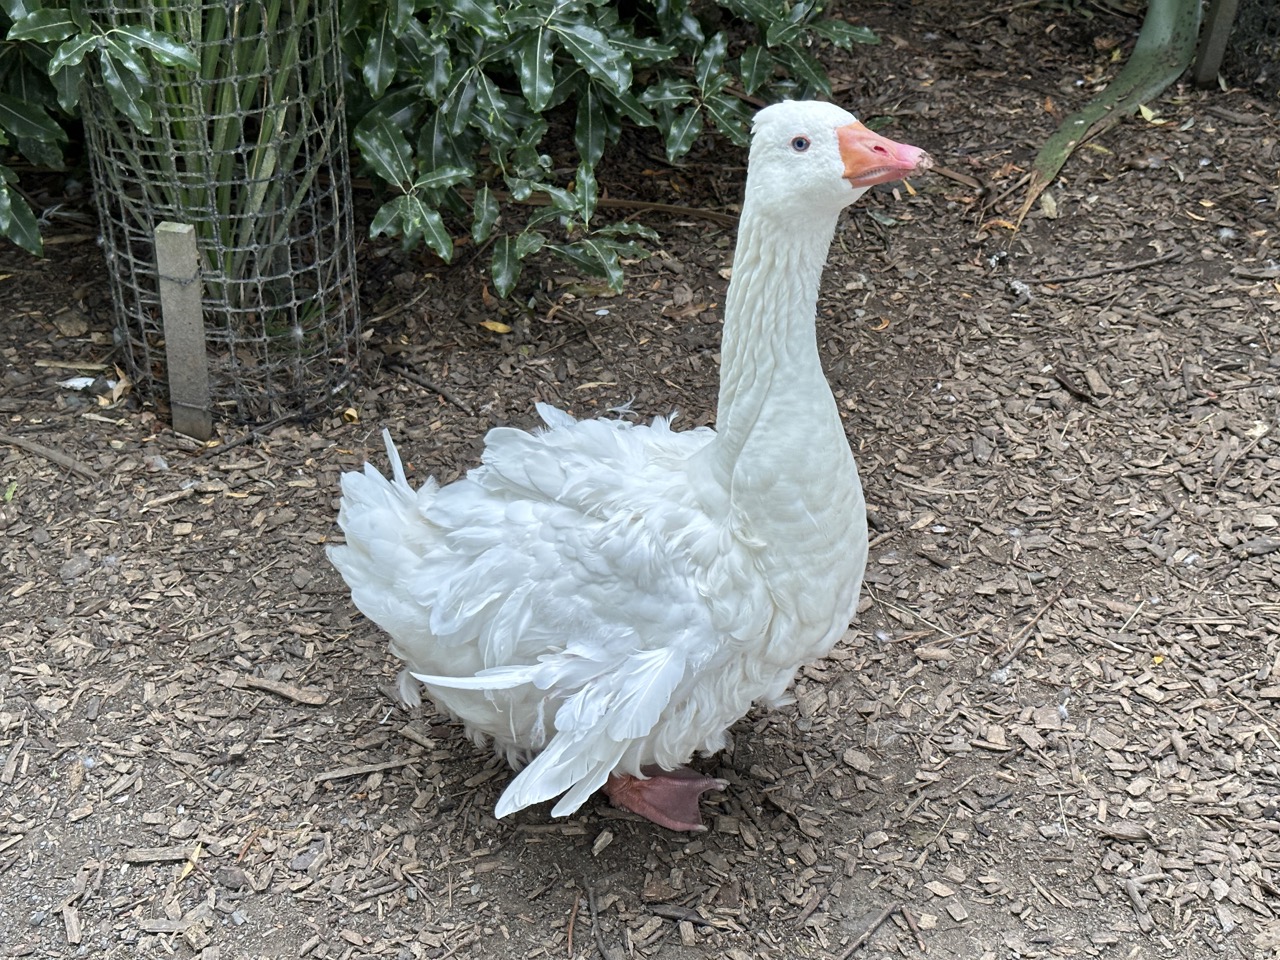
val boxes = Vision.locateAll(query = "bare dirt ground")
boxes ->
[2,2,1279,958]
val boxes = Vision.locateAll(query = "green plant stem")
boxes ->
[1015,0,1201,226]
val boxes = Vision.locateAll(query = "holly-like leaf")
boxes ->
[101,34,149,81]
[99,50,152,132]
[722,0,779,27]
[553,22,629,95]
[415,164,470,192]
[555,237,624,290]
[363,14,397,97]
[517,28,554,112]
[694,32,728,94]
[471,184,498,244]
[776,45,831,97]
[472,70,514,143]
[662,104,702,162]
[637,76,694,113]
[605,33,677,67]
[574,82,607,169]
[738,45,773,95]
[574,161,597,225]
[48,34,98,76]
[0,94,65,142]
[702,91,751,147]
[809,19,880,49]
[444,0,505,40]
[6,8,77,43]
[490,233,519,297]
[353,113,415,186]
[370,194,453,261]
[111,26,199,69]
[604,88,653,127]
[0,180,41,255]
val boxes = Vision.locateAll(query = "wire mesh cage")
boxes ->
[1227,0,1280,96]
[83,0,360,424]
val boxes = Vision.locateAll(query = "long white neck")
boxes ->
[704,199,845,480]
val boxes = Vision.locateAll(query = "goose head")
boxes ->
[744,100,932,220]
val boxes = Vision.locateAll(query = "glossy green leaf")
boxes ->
[574,83,607,168]
[398,22,451,100]
[6,8,77,43]
[553,22,629,95]
[49,59,82,112]
[533,181,577,212]
[363,14,397,97]
[414,164,470,191]
[18,136,65,168]
[722,0,779,27]
[604,88,653,127]
[0,93,65,142]
[99,50,152,132]
[48,34,98,75]
[112,26,199,69]
[694,32,727,94]
[701,91,751,147]
[593,221,659,243]
[353,113,415,186]
[0,181,41,255]
[606,33,677,66]
[444,0,505,40]
[517,28,554,112]
[0,0,35,22]
[737,45,773,95]
[101,34,148,81]
[515,230,545,259]
[490,234,519,297]
[369,196,406,238]
[556,238,624,289]
[472,70,514,142]
[442,71,477,137]
[776,45,831,97]
[471,184,498,244]
[391,0,417,35]
[574,162,597,224]
[810,19,880,48]
[370,194,453,260]
[418,204,453,260]
[765,16,804,49]
[662,104,702,162]
[637,76,694,112]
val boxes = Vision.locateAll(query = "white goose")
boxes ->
[329,100,930,831]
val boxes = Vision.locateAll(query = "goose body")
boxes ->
[329,100,930,829]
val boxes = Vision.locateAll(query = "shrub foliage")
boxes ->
[0,0,877,276]
[342,0,877,294]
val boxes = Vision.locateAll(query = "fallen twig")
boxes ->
[198,411,301,460]
[902,905,928,952]
[391,363,475,417]
[836,902,900,959]
[0,432,99,481]
[1035,248,1182,284]
[995,586,1066,668]
[240,675,329,706]
[312,758,415,783]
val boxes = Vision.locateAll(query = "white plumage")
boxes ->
[329,100,931,830]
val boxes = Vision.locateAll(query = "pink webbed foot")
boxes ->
[602,766,728,832]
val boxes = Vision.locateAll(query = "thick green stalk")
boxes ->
[1016,0,1201,226]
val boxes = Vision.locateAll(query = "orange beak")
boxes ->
[837,121,933,187]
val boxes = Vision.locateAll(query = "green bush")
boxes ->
[0,0,877,274]
[342,0,878,295]
[0,1,201,255]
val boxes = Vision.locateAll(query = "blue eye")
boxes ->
[791,136,811,152]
